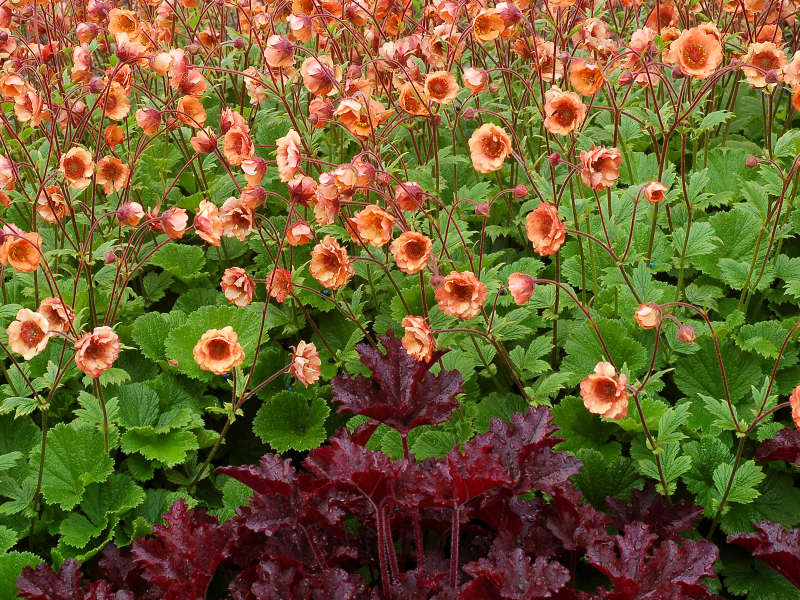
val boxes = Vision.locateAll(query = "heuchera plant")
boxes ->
[14,334,722,599]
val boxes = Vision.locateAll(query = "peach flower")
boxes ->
[300,55,342,96]
[194,199,223,245]
[264,35,294,68]
[508,273,535,305]
[223,126,254,166]
[176,96,207,128]
[568,60,605,95]
[14,90,51,128]
[193,326,245,376]
[792,385,800,430]
[104,124,125,150]
[468,123,513,173]
[221,267,254,307]
[191,128,218,154]
[161,207,189,239]
[74,326,122,379]
[59,147,94,190]
[526,202,566,256]
[0,225,42,272]
[580,145,622,190]
[670,27,723,79]
[401,316,435,362]
[676,325,696,343]
[136,107,162,135]
[309,236,354,289]
[220,196,255,241]
[390,232,432,274]
[435,271,487,320]
[289,341,322,387]
[275,220,308,248]
[0,154,14,191]
[96,156,129,194]
[634,303,661,328]
[101,81,131,121]
[472,9,505,43]
[266,268,294,303]
[276,129,303,182]
[36,186,70,224]
[308,97,334,128]
[7,309,51,360]
[37,297,75,333]
[580,362,629,420]
[463,67,489,93]
[544,87,586,136]
[424,70,459,104]
[742,42,788,87]
[118,202,145,227]
[643,181,668,203]
[355,205,394,247]
[395,181,426,211]
[242,157,267,186]
[398,82,429,116]
[784,50,800,87]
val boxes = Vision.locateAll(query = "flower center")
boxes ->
[427,77,449,99]
[556,106,575,125]
[481,135,504,158]
[753,52,778,71]
[21,321,44,346]
[9,241,31,264]
[65,158,83,177]
[406,240,426,259]
[683,43,709,68]
[597,379,617,402]
[451,282,473,302]
[208,339,230,361]
[85,339,105,360]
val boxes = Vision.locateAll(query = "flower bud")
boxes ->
[488,82,500,93]
[233,37,246,49]
[745,155,759,168]
[619,70,634,86]
[765,69,780,84]
[475,202,490,217]
[461,106,476,120]
[676,325,696,343]
[88,77,105,94]
[430,274,445,290]
[671,65,685,79]
[104,251,117,265]
[548,152,561,167]
[513,184,528,199]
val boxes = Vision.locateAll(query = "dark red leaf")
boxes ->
[131,499,235,600]
[331,331,463,434]
[17,560,84,600]
[606,481,703,544]
[97,546,163,599]
[460,549,570,599]
[587,522,720,600]
[728,521,800,589]
[217,454,298,497]
[755,428,800,466]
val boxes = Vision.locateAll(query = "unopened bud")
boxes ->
[513,184,528,198]
[765,69,780,84]
[233,37,246,49]
[376,171,390,186]
[676,325,696,343]
[475,202,490,217]
[619,70,634,86]
[430,275,445,290]
[104,251,117,265]
[671,65,685,79]
[548,152,561,167]
[745,155,759,168]
[88,77,105,94]
[347,65,363,79]
[461,106,476,120]
[488,82,500,93]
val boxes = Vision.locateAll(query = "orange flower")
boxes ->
[334,98,392,138]
[634,303,661,328]
[74,326,122,379]
[309,236,354,289]
[150,206,188,239]
[424,70,459,104]
[220,196,255,241]
[300,55,341,96]
[289,341,321,387]
[472,9,505,43]
[276,129,303,182]
[101,81,131,121]
[289,175,318,207]
[190,128,218,154]
[108,8,140,39]
[390,231,432,274]
[676,325,696,343]
[643,181,668,203]
[96,156,129,194]
[579,145,622,190]
[791,385,800,429]
[59,147,94,190]
[193,326,245,376]
[568,60,605,95]
[176,95,207,128]
[526,202,566,256]
[287,221,312,246]
[37,297,74,333]
[669,27,723,79]
[223,126,254,166]
[70,44,93,83]
[463,67,489,93]
[221,267,254,307]
[7,309,51,360]
[308,97,334,128]
[468,123,513,173]
[398,82,429,116]
[435,271,487,320]
[267,268,294,303]
[264,35,294,68]
[742,42,788,87]
[104,124,125,150]
[785,50,800,87]
[118,202,145,227]
[14,90,51,127]
[194,199,223,246]
[36,186,70,223]
[544,87,586,136]
[0,224,42,272]
[355,205,394,247]
[395,181,425,211]
[0,154,13,192]
[136,107,161,135]
[401,316,435,362]
[0,74,25,101]
[580,362,628,420]
[508,273,535,305]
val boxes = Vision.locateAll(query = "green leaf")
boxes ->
[683,435,734,516]
[0,526,17,553]
[655,403,690,446]
[552,396,621,463]
[713,460,765,506]
[724,559,800,600]
[253,391,329,453]
[121,429,199,467]
[473,393,529,434]
[671,222,719,260]
[0,396,39,418]
[410,430,458,460]
[572,449,643,509]
[164,305,265,381]
[38,423,114,511]
[721,472,800,535]
[0,552,41,600]
[151,244,206,282]
[697,110,734,133]
[675,340,762,403]
[132,311,187,362]
[117,383,160,429]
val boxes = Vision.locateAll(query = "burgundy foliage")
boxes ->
[728,521,800,590]
[755,428,800,466]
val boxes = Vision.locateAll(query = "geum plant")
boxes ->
[5,0,800,592]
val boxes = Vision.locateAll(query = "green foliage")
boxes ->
[252,391,330,452]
